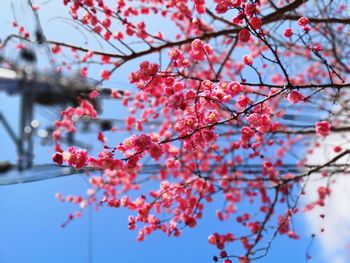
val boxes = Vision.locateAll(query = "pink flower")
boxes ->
[168,92,187,110]
[97,131,106,143]
[298,17,309,27]
[78,100,97,118]
[173,82,185,92]
[51,44,61,54]
[80,67,88,78]
[125,116,136,130]
[208,234,217,245]
[241,126,255,142]
[89,90,99,99]
[237,95,251,108]
[101,18,111,28]
[194,0,205,14]
[201,130,216,142]
[244,3,256,16]
[287,90,303,104]
[169,48,182,60]
[284,28,293,38]
[113,31,124,40]
[318,186,331,199]
[231,0,241,7]
[246,113,260,127]
[227,81,242,96]
[101,55,111,64]
[100,70,111,80]
[183,215,197,228]
[316,121,331,137]
[277,216,290,234]
[134,134,152,151]
[201,80,214,91]
[52,152,64,165]
[334,146,342,153]
[205,110,219,124]
[314,43,323,52]
[148,144,163,160]
[191,39,206,60]
[66,147,88,170]
[238,29,250,42]
[249,17,262,30]
[243,55,253,65]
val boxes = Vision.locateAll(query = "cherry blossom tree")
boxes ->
[2,0,350,262]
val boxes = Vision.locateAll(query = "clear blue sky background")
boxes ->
[0,1,326,262]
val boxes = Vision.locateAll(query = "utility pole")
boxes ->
[0,63,108,183]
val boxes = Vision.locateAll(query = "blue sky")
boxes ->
[0,1,329,262]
